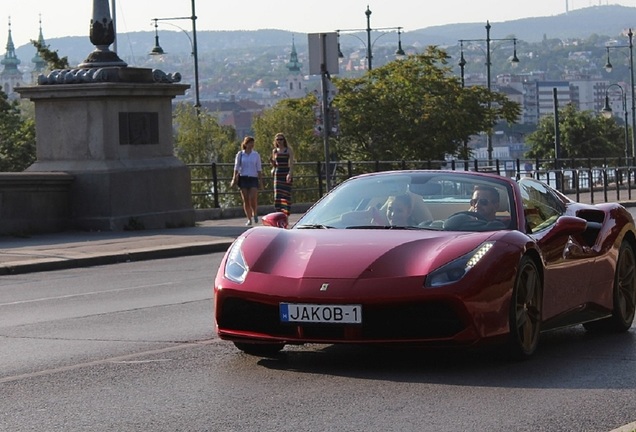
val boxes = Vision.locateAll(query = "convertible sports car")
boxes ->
[214,170,636,359]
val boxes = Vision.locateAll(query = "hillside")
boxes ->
[12,4,636,66]
[406,5,636,45]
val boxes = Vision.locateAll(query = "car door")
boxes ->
[519,179,594,320]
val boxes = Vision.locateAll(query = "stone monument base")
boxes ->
[17,77,194,232]
[27,158,194,231]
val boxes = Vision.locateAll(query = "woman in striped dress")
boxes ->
[270,133,294,216]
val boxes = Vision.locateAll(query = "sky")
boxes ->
[4,0,636,48]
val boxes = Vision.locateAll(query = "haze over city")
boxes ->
[5,0,636,49]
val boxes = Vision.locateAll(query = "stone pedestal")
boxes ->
[17,74,195,231]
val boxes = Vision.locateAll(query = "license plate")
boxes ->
[280,303,362,324]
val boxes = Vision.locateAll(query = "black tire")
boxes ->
[584,240,636,333]
[507,256,542,359]
[233,342,285,357]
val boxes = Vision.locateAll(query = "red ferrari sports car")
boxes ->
[214,170,636,358]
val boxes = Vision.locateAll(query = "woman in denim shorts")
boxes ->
[230,136,263,226]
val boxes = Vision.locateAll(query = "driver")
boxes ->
[469,185,500,221]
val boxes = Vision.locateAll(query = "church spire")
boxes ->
[283,35,305,99]
[32,15,47,72]
[286,35,302,74]
[1,17,22,77]
[1,16,23,96]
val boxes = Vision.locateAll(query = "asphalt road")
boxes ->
[1,254,636,432]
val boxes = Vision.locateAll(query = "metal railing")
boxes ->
[188,157,636,209]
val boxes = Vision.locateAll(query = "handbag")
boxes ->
[231,151,243,188]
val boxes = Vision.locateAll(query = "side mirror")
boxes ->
[552,215,588,236]
[539,215,587,242]
[262,212,288,229]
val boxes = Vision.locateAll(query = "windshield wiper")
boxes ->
[346,225,429,230]
[296,224,335,229]
[346,225,389,229]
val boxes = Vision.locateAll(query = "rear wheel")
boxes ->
[507,256,542,359]
[584,240,636,332]
[233,342,285,357]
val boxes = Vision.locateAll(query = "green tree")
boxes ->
[251,95,323,162]
[172,103,236,208]
[525,103,625,161]
[173,103,236,163]
[31,40,70,70]
[250,95,326,203]
[0,40,68,173]
[0,91,36,172]
[331,46,521,162]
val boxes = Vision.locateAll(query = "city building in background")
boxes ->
[3,8,636,160]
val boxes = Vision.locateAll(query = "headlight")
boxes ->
[425,242,494,288]
[224,236,248,283]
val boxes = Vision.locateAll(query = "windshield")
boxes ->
[295,171,515,232]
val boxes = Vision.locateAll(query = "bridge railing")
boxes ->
[188,157,636,209]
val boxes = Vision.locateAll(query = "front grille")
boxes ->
[218,297,297,337]
[218,297,466,341]
[362,302,464,339]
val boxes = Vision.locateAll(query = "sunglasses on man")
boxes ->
[470,198,494,206]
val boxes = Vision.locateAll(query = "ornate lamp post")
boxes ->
[337,5,404,71]
[605,28,635,159]
[149,0,200,108]
[602,83,630,160]
[458,21,519,164]
[79,0,127,68]
[366,6,373,71]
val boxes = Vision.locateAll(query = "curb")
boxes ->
[609,422,636,432]
[0,241,234,276]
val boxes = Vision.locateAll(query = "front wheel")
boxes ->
[233,342,285,357]
[507,256,542,360]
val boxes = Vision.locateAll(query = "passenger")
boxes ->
[385,194,416,226]
[341,194,416,227]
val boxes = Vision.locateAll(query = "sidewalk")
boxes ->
[0,215,297,276]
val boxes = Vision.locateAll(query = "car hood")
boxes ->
[239,227,498,279]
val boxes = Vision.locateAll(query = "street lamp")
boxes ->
[149,0,200,108]
[458,41,467,87]
[604,28,635,159]
[458,21,519,164]
[336,5,404,71]
[602,83,630,160]
[396,27,405,58]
